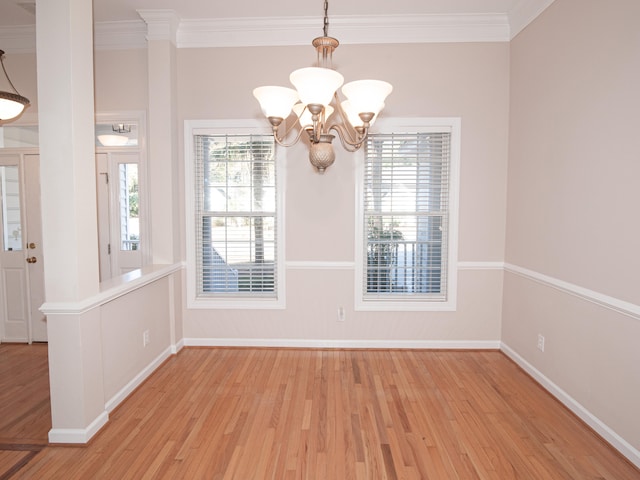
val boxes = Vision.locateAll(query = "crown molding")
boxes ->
[508,0,556,39]
[94,21,147,50]
[0,5,557,53]
[178,14,510,48]
[0,25,36,54]
[137,9,180,44]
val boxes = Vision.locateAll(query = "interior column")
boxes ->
[36,0,106,442]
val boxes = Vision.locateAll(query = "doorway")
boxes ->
[0,153,46,343]
[95,152,143,282]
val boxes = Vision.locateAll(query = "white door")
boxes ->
[96,152,142,280]
[24,155,46,342]
[0,154,47,343]
[96,153,112,281]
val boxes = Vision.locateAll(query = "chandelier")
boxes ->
[0,50,30,122]
[253,1,393,173]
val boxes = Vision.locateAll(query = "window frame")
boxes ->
[185,119,286,309]
[355,117,460,311]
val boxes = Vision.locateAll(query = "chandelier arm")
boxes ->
[328,124,365,152]
[272,124,307,148]
[332,92,360,137]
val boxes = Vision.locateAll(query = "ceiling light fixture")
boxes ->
[253,1,393,173]
[97,124,133,147]
[0,50,30,122]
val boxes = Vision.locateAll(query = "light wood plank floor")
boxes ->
[0,343,50,445]
[3,347,640,479]
[0,343,49,480]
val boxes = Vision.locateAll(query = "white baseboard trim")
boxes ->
[48,411,109,444]
[183,338,501,350]
[104,346,173,413]
[171,338,185,354]
[500,342,640,470]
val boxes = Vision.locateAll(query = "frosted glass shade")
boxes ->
[253,86,299,119]
[98,134,129,146]
[293,103,334,128]
[0,95,27,120]
[341,100,381,127]
[290,67,344,107]
[341,80,392,116]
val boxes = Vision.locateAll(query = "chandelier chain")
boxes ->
[0,51,22,95]
[323,0,329,37]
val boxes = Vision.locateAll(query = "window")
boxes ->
[119,163,139,251]
[0,165,21,251]
[186,120,284,308]
[356,118,459,311]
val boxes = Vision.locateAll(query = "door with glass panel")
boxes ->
[96,152,142,280]
[0,154,45,342]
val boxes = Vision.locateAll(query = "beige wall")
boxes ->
[177,42,510,343]
[94,49,148,112]
[504,0,640,453]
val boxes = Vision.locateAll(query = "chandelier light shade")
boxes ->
[253,86,299,120]
[0,50,30,122]
[253,1,393,173]
[289,67,344,107]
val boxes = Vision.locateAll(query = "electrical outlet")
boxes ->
[143,330,150,347]
[537,334,545,352]
[337,306,345,322]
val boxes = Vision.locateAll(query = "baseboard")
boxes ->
[171,338,185,354]
[48,411,109,444]
[104,346,173,413]
[500,342,640,470]
[183,337,501,350]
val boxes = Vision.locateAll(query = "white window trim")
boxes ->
[354,117,460,311]
[184,119,286,309]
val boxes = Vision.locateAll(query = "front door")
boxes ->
[0,153,46,343]
[24,154,46,341]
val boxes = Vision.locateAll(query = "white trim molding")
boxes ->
[504,263,640,321]
[95,21,148,50]
[458,261,504,270]
[137,9,180,44]
[501,342,640,469]
[184,338,501,350]
[104,346,173,413]
[40,263,183,316]
[177,14,510,48]
[286,261,355,270]
[0,6,556,52]
[48,411,109,444]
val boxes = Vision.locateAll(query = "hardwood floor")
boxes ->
[0,343,50,480]
[0,344,50,445]
[3,346,639,479]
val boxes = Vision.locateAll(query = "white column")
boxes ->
[36,0,99,301]
[36,0,106,442]
[138,10,180,264]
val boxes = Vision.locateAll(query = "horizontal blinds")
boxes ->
[364,132,450,299]
[195,134,277,296]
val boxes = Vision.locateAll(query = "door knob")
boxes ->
[26,256,37,264]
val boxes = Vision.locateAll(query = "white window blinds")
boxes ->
[363,132,451,300]
[194,134,277,297]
